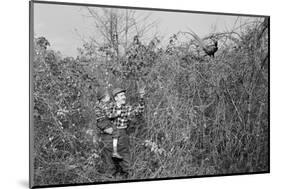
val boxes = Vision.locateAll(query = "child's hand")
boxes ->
[116,110,122,115]
[139,86,146,98]
[133,104,142,113]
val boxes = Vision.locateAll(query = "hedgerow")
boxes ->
[32,18,268,185]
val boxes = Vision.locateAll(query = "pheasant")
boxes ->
[186,29,218,57]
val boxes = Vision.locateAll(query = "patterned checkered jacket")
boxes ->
[95,101,118,122]
[111,97,145,129]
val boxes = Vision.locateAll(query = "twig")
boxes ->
[225,88,244,125]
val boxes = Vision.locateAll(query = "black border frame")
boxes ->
[29,1,34,188]
[29,0,270,188]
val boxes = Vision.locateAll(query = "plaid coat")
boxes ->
[94,101,118,131]
[111,97,145,129]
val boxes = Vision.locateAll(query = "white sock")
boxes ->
[113,138,118,152]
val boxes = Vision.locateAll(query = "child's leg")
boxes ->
[113,138,118,153]
[112,130,122,159]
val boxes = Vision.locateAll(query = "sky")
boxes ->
[33,3,261,57]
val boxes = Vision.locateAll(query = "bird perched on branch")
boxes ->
[186,29,218,57]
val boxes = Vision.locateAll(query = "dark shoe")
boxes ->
[120,171,129,179]
[112,170,119,178]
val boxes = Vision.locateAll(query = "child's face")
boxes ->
[102,93,110,103]
[114,92,126,105]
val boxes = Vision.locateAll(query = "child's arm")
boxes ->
[129,84,146,116]
[95,103,110,131]
[122,97,145,118]
[95,103,105,121]
[137,97,145,113]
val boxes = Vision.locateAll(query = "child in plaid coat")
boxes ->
[95,89,123,159]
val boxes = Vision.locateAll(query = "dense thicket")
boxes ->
[32,18,269,185]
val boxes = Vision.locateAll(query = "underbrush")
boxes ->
[32,18,268,185]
